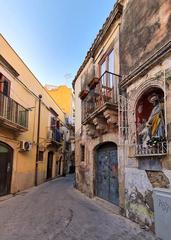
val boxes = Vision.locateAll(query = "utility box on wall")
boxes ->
[153,188,171,240]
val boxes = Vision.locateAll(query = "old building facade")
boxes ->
[0,34,67,196]
[120,0,171,230]
[45,84,75,174]
[74,0,171,231]
[73,2,124,207]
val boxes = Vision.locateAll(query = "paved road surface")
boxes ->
[0,175,157,240]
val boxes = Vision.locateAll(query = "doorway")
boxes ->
[95,142,119,205]
[47,151,53,180]
[0,142,13,196]
[58,156,62,176]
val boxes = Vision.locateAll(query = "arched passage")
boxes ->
[95,142,119,205]
[0,141,13,196]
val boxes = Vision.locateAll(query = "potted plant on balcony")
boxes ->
[87,60,99,90]
[88,77,99,90]
[79,73,89,100]
[79,89,89,100]
[146,136,167,154]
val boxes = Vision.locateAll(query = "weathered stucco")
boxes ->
[124,50,171,231]
[125,168,154,228]
[0,35,66,194]
[120,0,171,76]
[74,0,171,231]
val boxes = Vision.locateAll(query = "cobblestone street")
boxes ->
[0,175,156,240]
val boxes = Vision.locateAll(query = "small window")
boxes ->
[3,80,10,96]
[39,151,44,161]
[80,144,85,162]
[0,75,11,96]
[50,117,56,129]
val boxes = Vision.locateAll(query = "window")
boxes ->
[98,49,115,101]
[80,144,85,162]
[3,80,10,96]
[108,49,114,73]
[100,49,114,76]
[39,151,44,161]
[0,74,11,96]
[0,73,3,92]
[50,116,57,129]
[99,49,115,92]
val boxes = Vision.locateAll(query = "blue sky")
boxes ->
[0,0,116,87]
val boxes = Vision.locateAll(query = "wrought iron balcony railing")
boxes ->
[47,128,63,143]
[0,91,28,130]
[136,142,168,156]
[82,71,120,121]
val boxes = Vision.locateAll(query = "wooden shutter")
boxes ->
[0,73,3,92]
[0,74,11,96]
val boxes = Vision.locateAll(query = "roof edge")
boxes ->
[72,2,123,89]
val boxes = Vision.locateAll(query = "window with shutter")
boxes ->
[0,74,11,96]
[50,116,56,129]
[0,73,3,92]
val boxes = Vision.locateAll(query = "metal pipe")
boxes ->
[35,94,42,186]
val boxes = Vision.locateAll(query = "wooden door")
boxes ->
[96,142,119,205]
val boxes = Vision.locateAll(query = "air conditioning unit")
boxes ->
[20,141,32,151]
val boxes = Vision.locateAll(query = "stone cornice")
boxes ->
[72,3,123,89]
[120,40,171,89]
[0,54,19,78]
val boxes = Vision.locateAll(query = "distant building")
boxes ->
[45,85,75,125]
[0,34,67,196]
[45,84,75,174]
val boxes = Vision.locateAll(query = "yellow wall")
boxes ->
[0,34,65,194]
[46,85,72,116]
[0,34,65,123]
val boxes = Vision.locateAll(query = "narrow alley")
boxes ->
[0,176,156,240]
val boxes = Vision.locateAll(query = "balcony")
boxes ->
[82,71,120,136]
[0,92,28,131]
[47,128,62,143]
[135,142,168,157]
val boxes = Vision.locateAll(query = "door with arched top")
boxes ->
[0,142,13,196]
[95,142,119,205]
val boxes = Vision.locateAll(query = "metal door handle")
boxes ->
[7,163,10,172]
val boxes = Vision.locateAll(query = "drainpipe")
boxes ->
[35,94,42,186]
[63,130,67,176]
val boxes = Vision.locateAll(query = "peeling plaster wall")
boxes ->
[75,130,126,208]
[163,170,171,187]
[125,168,154,228]
[125,168,171,230]
[120,0,171,76]
[124,54,171,230]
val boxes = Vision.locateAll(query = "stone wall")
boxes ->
[124,56,171,230]
[75,130,126,208]
[125,168,154,229]
[125,168,171,231]
[120,0,171,76]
